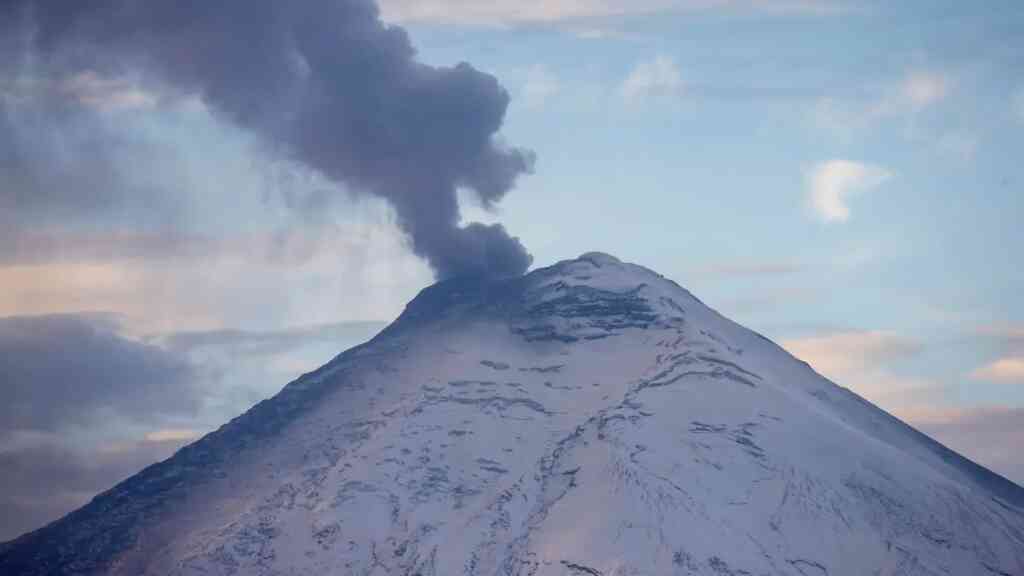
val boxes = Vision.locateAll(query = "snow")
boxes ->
[3,253,1022,576]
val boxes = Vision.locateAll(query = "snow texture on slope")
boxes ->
[2,253,1023,575]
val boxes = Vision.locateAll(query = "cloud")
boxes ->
[0,314,387,540]
[570,28,617,39]
[782,330,922,379]
[0,230,219,267]
[2,0,535,279]
[976,323,1024,344]
[805,159,892,222]
[621,55,683,102]
[912,407,1024,486]
[0,69,159,112]
[971,357,1024,384]
[871,70,952,116]
[897,71,949,111]
[784,328,1024,485]
[143,428,202,443]
[0,432,192,541]
[377,0,849,26]
[811,70,953,138]
[779,330,996,463]
[0,313,204,539]
[969,324,1024,384]
[0,221,430,335]
[0,93,172,230]
[60,71,159,111]
[0,101,434,331]
[521,65,561,108]
[0,314,200,433]
[160,321,388,411]
[162,321,387,360]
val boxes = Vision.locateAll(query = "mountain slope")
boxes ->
[3,253,1022,575]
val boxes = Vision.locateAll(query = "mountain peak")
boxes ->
[574,251,622,266]
[389,252,695,343]
[3,254,1023,576]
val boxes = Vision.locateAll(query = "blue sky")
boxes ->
[1,0,1022,540]
[401,0,1024,421]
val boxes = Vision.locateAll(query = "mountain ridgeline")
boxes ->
[3,253,1022,575]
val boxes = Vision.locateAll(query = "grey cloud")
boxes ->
[0,313,205,540]
[0,95,158,226]
[158,321,390,423]
[0,317,387,541]
[162,321,388,358]
[376,0,850,26]
[0,435,191,542]
[0,314,200,432]
[2,0,534,279]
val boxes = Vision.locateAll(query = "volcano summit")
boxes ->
[2,253,1022,575]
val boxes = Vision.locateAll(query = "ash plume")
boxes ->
[0,0,534,278]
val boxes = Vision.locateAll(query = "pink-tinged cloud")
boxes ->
[781,330,921,378]
[971,357,1024,384]
[378,0,851,26]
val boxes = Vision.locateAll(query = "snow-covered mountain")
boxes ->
[3,253,1022,575]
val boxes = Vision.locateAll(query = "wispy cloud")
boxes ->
[377,0,850,27]
[781,329,942,422]
[162,321,387,357]
[621,55,683,102]
[782,330,921,378]
[0,223,428,335]
[897,71,950,111]
[971,357,1024,384]
[969,324,1024,384]
[976,323,1024,343]
[61,71,159,112]
[143,428,203,443]
[783,327,1024,485]
[521,65,561,108]
[812,70,953,138]
[1,70,161,112]
[805,160,892,222]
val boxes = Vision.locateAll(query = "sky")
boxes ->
[1,0,1022,541]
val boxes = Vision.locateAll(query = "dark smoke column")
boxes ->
[2,0,535,278]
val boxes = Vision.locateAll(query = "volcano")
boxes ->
[3,253,1022,575]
